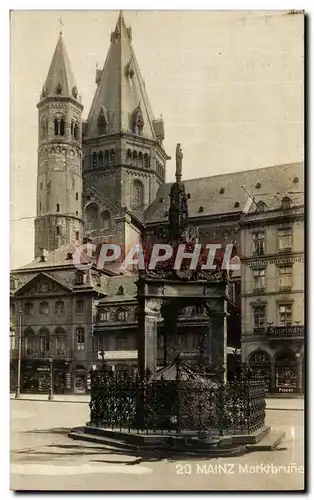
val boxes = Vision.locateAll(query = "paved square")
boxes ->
[10,399,304,491]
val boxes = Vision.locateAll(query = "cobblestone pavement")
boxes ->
[10,400,304,491]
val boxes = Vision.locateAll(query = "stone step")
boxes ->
[246,430,286,452]
[69,429,139,452]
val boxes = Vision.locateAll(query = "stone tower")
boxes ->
[34,32,84,258]
[82,11,169,240]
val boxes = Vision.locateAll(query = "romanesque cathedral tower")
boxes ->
[82,12,169,243]
[34,31,84,257]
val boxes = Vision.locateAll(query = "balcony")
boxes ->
[10,336,73,361]
[267,325,304,339]
[278,247,292,253]
[278,285,292,292]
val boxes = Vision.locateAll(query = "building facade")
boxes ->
[10,12,304,394]
[240,168,304,394]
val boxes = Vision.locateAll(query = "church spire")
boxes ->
[84,11,161,141]
[40,32,79,101]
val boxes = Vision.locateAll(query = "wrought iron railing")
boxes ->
[89,360,266,436]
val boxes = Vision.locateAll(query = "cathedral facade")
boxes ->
[10,12,304,394]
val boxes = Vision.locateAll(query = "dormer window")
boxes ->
[117,309,127,321]
[282,196,292,210]
[117,285,124,295]
[133,105,144,135]
[256,201,267,213]
[56,83,62,95]
[75,271,84,285]
[97,108,108,135]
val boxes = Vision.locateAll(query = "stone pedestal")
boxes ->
[138,297,162,379]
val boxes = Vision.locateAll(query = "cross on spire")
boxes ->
[58,17,64,35]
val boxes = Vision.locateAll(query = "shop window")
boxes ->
[275,351,298,393]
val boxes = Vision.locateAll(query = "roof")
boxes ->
[98,274,137,304]
[144,162,304,223]
[12,243,85,271]
[84,11,158,140]
[41,33,78,99]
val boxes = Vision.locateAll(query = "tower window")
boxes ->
[76,231,79,240]
[54,118,59,136]
[98,151,103,167]
[76,211,78,216]
[56,225,62,236]
[60,118,65,136]
[40,182,43,190]
[74,123,79,140]
[39,202,42,212]
[56,83,62,94]
[76,192,79,201]
[56,203,60,212]
[132,180,144,211]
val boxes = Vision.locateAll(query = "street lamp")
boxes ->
[15,309,23,399]
[48,356,53,400]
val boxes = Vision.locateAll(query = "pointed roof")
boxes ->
[84,11,157,140]
[41,33,78,99]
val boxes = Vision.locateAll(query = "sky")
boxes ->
[10,10,304,269]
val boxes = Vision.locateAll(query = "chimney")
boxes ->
[39,248,48,262]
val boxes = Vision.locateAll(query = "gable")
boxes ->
[14,272,72,297]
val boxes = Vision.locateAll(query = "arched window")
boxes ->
[54,118,59,136]
[56,83,62,94]
[138,152,143,166]
[104,150,109,166]
[55,301,65,314]
[41,118,48,140]
[56,225,62,236]
[75,231,79,240]
[256,201,267,213]
[132,151,138,166]
[101,210,111,229]
[74,271,84,285]
[127,149,132,164]
[98,151,103,167]
[56,203,60,213]
[92,152,97,168]
[99,310,110,321]
[71,120,74,137]
[74,123,79,140]
[85,203,100,230]
[248,349,271,391]
[76,192,79,201]
[39,302,49,315]
[132,180,144,211]
[143,154,149,168]
[60,118,65,136]
[282,197,291,210]
[97,109,108,135]
[116,308,127,321]
[117,285,124,295]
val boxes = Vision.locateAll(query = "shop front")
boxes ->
[274,350,303,394]
[73,364,87,394]
[21,360,70,394]
[248,350,271,393]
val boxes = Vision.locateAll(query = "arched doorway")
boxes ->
[248,350,271,392]
[275,350,299,393]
